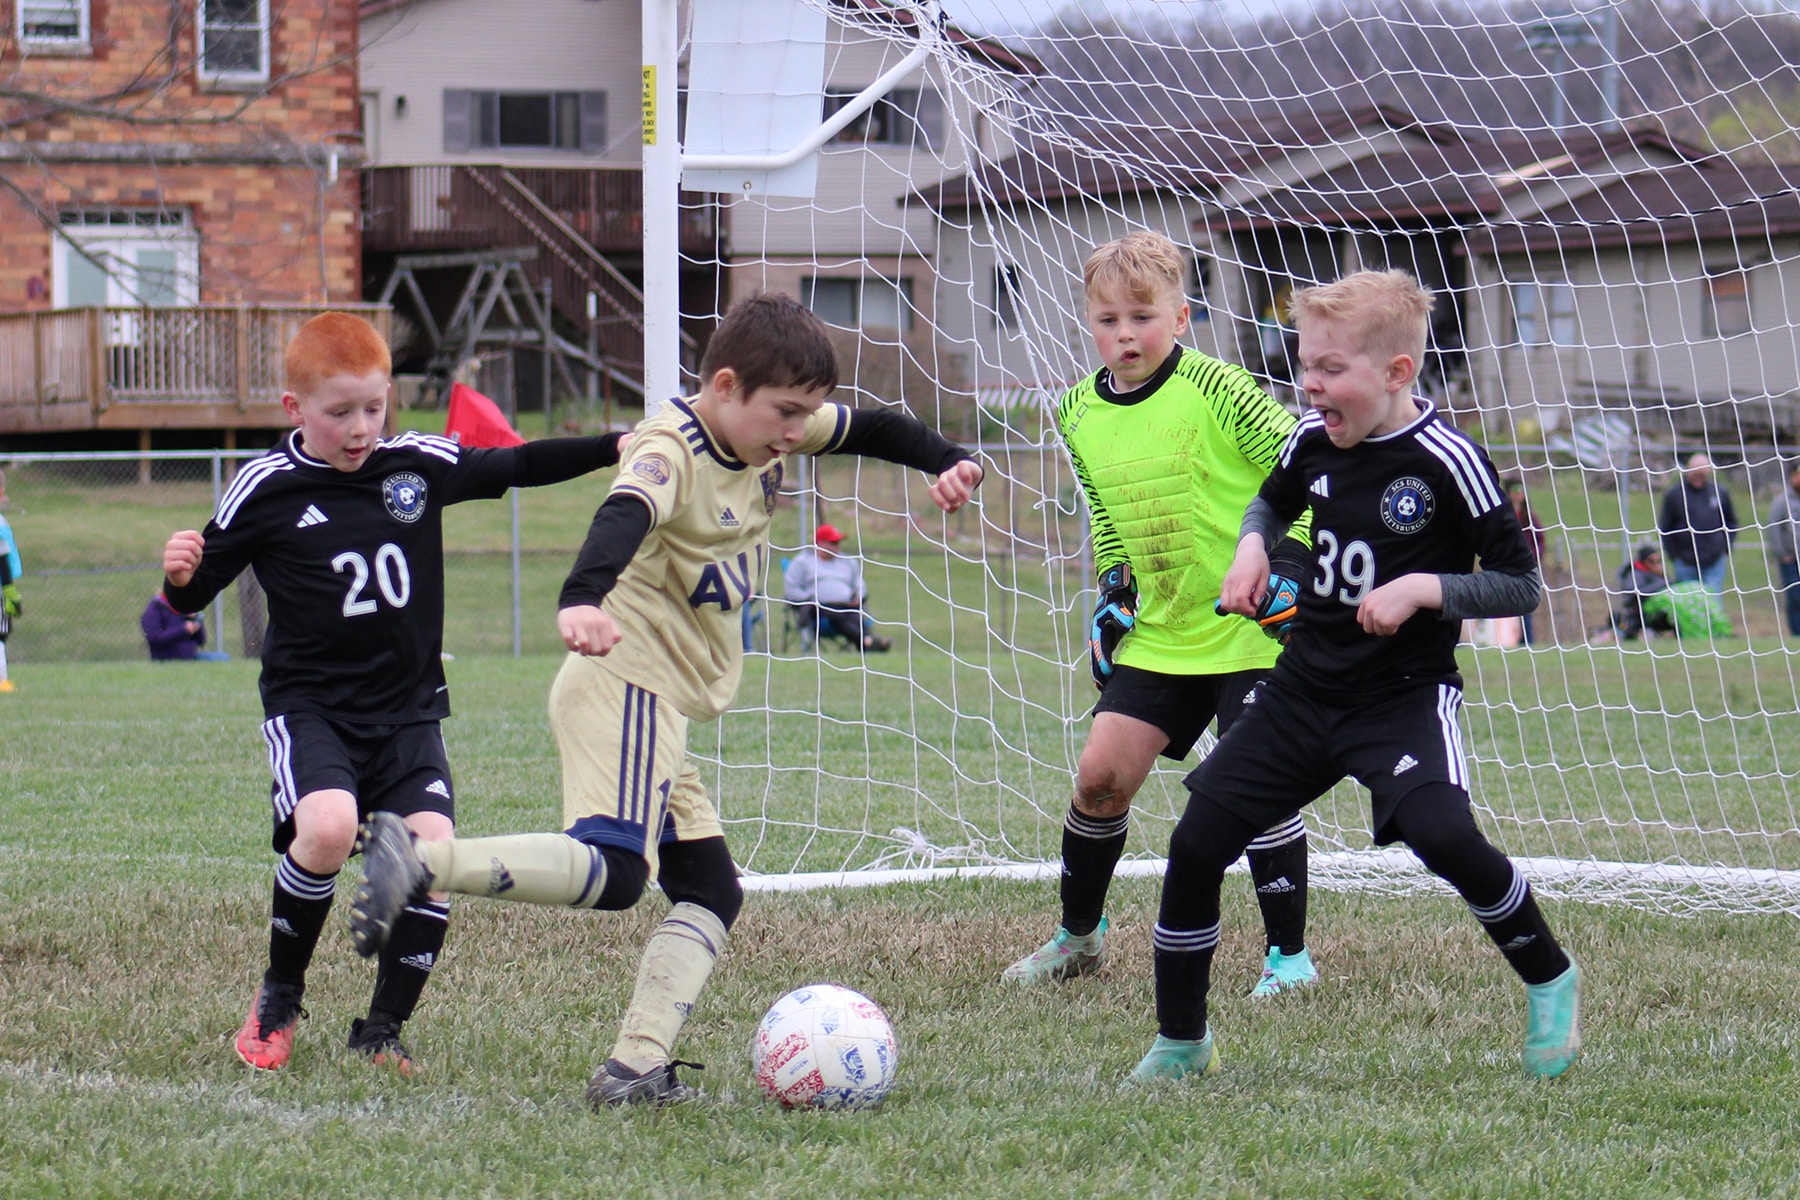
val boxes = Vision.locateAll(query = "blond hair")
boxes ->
[1287,270,1433,366]
[1083,231,1186,307]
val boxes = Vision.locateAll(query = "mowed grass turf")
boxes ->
[4,659,1800,1199]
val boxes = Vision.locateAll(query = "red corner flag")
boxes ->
[443,382,526,448]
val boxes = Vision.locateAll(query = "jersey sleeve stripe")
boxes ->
[613,482,662,522]
[216,457,293,529]
[1278,411,1323,467]
[815,403,852,453]
[386,431,462,464]
[1418,425,1504,514]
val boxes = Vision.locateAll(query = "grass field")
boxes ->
[6,658,1800,1199]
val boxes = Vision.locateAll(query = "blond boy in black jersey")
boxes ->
[1130,270,1579,1085]
[351,294,984,1106]
[163,313,626,1076]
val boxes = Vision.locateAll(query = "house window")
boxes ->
[443,91,608,153]
[993,263,1021,331]
[1189,253,1211,322]
[1512,280,1576,346]
[1703,268,1751,338]
[824,88,943,149]
[801,275,915,332]
[54,210,199,308]
[198,0,270,84]
[18,0,88,45]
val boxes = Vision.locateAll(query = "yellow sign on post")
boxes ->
[641,65,657,145]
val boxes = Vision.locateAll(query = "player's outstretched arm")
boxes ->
[928,459,983,513]
[163,530,206,590]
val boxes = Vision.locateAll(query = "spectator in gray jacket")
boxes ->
[1658,452,1738,594]
[1765,462,1800,636]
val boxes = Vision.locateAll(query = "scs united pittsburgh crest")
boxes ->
[383,471,429,524]
[1380,476,1435,534]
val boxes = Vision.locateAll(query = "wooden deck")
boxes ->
[0,304,392,435]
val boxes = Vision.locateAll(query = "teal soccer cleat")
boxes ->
[1249,945,1318,997]
[1001,916,1108,983]
[1127,1030,1218,1084]
[1523,958,1582,1079]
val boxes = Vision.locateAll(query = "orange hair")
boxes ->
[284,312,392,395]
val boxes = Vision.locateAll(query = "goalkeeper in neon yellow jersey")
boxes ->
[1002,231,1319,996]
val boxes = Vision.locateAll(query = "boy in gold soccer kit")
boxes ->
[352,294,983,1105]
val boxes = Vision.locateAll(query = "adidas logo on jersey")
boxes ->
[1310,476,1331,498]
[719,506,740,528]
[1393,754,1419,775]
[424,779,450,798]
[295,504,330,528]
[399,952,437,972]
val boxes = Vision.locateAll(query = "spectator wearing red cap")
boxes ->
[782,523,892,651]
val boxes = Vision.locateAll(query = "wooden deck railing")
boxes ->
[362,164,716,257]
[0,304,392,433]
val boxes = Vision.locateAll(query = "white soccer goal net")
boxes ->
[680,0,1800,916]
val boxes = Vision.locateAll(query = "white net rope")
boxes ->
[685,0,1800,914]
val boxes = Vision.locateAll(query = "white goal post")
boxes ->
[647,0,1800,917]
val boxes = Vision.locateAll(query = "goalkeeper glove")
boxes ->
[2,583,18,619]
[1088,563,1136,688]
[1251,571,1300,645]
[1213,572,1301,645]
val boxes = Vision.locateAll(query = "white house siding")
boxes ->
[360,0,642,168]
[1466,239,1800,433]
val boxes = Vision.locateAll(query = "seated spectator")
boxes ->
[782,523,892,652]
[1591,544,1674,643]
[142,592,230,661]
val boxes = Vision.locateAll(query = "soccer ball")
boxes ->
[750,983,898,1109]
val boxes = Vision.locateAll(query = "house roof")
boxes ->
[920,101,1794,252]
[1474,161,1800,254]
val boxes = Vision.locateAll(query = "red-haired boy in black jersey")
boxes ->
[162,313,627,1076]
[1130,270,1580,1085]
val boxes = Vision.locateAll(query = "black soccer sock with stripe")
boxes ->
[1246,816,1309,956]
[369,899,450,1027]
[267,853,337,988]
[1059,804,1129,938]
[1152,921,1219,1041]
[1395,787,1569,986]
[1462,866,1568,985]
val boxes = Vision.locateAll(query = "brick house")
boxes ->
[0,0,375,442]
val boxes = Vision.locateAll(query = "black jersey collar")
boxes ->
[1365,396,1436,442]
[1094,345,1184,405]
[285,428,336,470]
[670,396,749,471]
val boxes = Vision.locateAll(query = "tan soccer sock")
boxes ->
[418,833,609,907]
[610,901,727,1073]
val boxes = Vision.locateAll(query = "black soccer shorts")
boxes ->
[260,711,455,853]
[1093,664,1266,760]
[1181,673,1472,844]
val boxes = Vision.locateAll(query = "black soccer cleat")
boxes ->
[586,1057,704,1108]
[349,811,430,959]
[347,1016,416,1077]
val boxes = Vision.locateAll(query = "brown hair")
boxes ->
[284,312,392,394]
[700,293,838,398]
[1083,231,1186,308]
[1286,269,1433,366]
